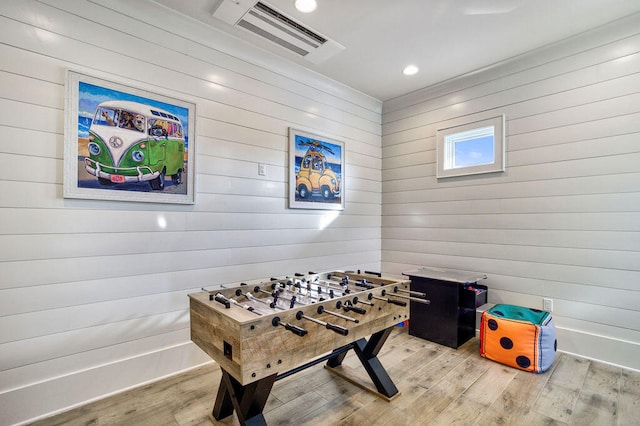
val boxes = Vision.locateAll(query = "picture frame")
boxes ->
[289,128,345,210]
[63,69,196,204]
[436,115,505,178]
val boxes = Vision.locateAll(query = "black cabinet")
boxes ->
[403,268,487,349]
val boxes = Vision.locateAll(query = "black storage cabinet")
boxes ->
[403,268,487,349]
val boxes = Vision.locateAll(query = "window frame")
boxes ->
[436,115,505,178]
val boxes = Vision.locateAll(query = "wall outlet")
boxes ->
[258,163,267,176]
[543,298,553,312]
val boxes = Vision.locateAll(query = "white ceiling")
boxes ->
[153,0,640,101]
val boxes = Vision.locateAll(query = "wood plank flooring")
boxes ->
[29,328,640,425]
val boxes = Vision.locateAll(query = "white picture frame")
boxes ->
[64,69,196,204]
[289,128,345,210]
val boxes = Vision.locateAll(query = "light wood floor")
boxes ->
[30,327,640,425]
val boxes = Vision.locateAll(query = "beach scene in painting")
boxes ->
[76,82,190,194]
[292,134,342,205]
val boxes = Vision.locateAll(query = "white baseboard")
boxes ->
[555,327,640,373]
[2,342,211,426]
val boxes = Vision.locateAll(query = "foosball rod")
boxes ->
[316,278,408,307]
[292,272,348,290]
[295,273,348,293]
[253,286,281,298]
[296,276,414,311]
[236,290,285,310]
[275,276,387,310]
[351,296,374,306]
[290,281,322,299]
[287,281,345,301]
[284,280,347,302]
[201,288,263,315]
[270,280,336,307]
[214,292,265,315]
[393,285,427,298]
[383,289,430,305]
[254,285,305,309]
[312,277,384,300]
[336,300,367,315]
[296,311,349,336]
[275,282,328,305]
[321,275,376,293]
[327,275,429,304]
[259,280,319,300]
[277,282,370,316]
[368,292,407,306]
[278,283,369,316]
[314,277,348,289]
[252,285,301,309]
[304,278,348,297]
[317,305,359,323]
[271,281,357,317]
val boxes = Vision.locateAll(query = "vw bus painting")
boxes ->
[86,100,185,190]
[289,128,344,210]
[64,70,195,204]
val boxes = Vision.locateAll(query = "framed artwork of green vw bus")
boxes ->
[64,70,196,204]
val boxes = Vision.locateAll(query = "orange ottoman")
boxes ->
[479,304,557,373]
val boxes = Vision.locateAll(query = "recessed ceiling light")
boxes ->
[294,0,317,13]
[403,64,419,76]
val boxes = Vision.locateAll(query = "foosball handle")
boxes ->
[325,323,349,336]
[272,316,308,337]
[381,289,407,307]
[214,294,231,309]
[284,322,308,336]
[345,304,366,315]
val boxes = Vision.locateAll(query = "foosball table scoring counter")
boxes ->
[188,270,430,426]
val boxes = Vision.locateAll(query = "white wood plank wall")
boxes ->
[381,13,640,373]
[0,0,382,424]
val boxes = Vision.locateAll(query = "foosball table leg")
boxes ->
[353,327,398,398]
[326,326,399,399]
[212,370,277,426]
[325,346,350,367]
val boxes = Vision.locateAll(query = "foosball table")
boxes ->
[189,270,429,425]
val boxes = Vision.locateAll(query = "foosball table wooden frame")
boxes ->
[189,270,429,426]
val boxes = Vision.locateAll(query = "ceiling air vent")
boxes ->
[212,0,344,64]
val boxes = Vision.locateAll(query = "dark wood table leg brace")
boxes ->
[326,326,399,398]
[211,327,397,425]
[212,370,276,426]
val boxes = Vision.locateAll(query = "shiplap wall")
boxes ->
[0,0,382,424]
[381,13,640,372]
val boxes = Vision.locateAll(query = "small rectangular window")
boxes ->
[437,115,505,178]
